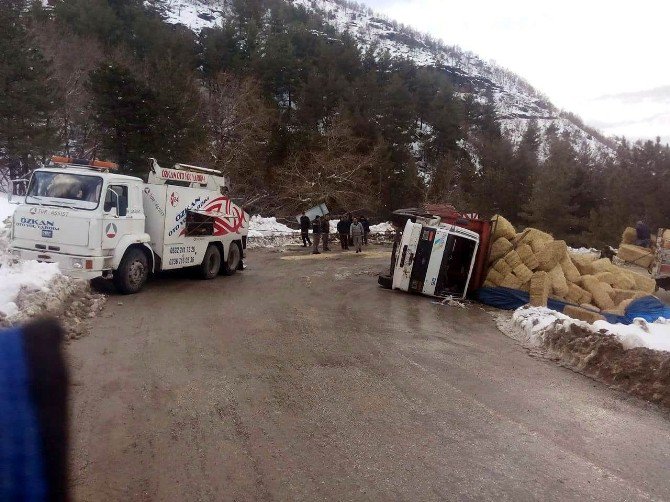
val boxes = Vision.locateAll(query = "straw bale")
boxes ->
[536,240,568,272]
[570,253,598,275]
[627,270,656,294]
[492,215,516,241]
[516,243,533,260]
[489,237,513,263]
[603,306,626,317]
[560,254,581,283]
[486,268,503,286]
[580,290,593,305]
[580,276,615,310]
[610,270,635,290]
[513,263,533,284]
[611,289,646,305]
[500,273,523,290]
[617,244,654,268]
[519,228,554,253]
[621,227,637,245]
[505,250,522,268]
[548,264,569,297]
[522,253,540,271]
[529,271,550,307]
[483,280,495,288]
[493,258,512,277]
[594,271,616,286]
[663,229,670,240]
[618,298,635,312]
[566,283,589,305]
[512,229,530,246]
[579,303,600,312]
[591,258,615,274]
[564,305,606,324]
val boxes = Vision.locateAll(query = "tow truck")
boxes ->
[9,157,248,294]
[379,206,493,299]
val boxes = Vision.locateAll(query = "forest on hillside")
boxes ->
[2,0,670,247]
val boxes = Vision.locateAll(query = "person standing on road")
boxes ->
[346,213,354,247]
[312,215,322,254]
[321,214,331,251]
[350,217,364,253]
[360,216,371,245]
[299,211,312,247]
[337,218,349,250]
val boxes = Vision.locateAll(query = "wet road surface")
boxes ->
[69,247,670,501]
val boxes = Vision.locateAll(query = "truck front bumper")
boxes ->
[9,247,110,280]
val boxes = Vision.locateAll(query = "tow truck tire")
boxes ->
[378,274,392,289]
[200,245,221,280]
[113,248,149,294]
[222,242,241,276]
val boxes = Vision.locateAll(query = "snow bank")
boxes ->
[501,305,670,409]
[511,306,670,353]
[370,222,394,234]
[0,261,61,317]
[569,246,600,256]
[247,215,298,238]
[0,192,74,319]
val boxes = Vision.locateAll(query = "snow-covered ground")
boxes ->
[508,306,670,353]
[0,193,68,319]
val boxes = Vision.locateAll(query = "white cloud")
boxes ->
[364,0,670,142]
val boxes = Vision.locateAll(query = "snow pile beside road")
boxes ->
[1,192,62,317]
[248,215,297,238]
[370,222,394,234]
[498,305,670,408]
[0,193,105,333]
[511,306,670,352]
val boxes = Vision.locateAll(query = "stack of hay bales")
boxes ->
[485,215,657,322]
[617,226,655,268]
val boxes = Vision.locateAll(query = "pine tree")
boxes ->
[0,1,56,180]
[89,63,158,173]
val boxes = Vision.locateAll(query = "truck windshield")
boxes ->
[26,171,103,210]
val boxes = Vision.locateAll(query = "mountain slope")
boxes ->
[148,0,614,160]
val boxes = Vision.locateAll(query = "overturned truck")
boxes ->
[378,206,492,300]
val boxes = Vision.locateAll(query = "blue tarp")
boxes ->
[474,287,670,325]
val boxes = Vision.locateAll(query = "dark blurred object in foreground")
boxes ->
[0,319,69,501]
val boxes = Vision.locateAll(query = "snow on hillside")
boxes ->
[153,0,614,159]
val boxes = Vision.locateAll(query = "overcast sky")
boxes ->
[365,0,670,143]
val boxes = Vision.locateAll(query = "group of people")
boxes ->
[299,212,371,254]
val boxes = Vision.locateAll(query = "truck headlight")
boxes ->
[72,258,83,269]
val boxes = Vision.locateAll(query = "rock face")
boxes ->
[147,0,615,160]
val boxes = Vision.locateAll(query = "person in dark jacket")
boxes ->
[299,212,312,247]
[312,215,322,254]
[337,218,349,250]
[636,220,651,248]
[360,216,371,245]
[321,214,331,251]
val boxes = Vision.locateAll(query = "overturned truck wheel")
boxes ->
[378,274,392,290]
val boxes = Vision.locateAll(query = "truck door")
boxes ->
[101,184,129,250]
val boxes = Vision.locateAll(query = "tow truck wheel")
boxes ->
[113,248,149,294]
[200,245,221,280]
[222,242,241,276]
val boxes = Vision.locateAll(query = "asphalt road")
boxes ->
[68,246,670,501]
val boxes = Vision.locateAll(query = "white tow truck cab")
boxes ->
[9,157,248,294]
[388,218,480,299]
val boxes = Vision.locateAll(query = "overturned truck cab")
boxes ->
[379,207,492,300]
